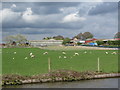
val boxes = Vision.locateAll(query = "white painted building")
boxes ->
[30,39,63,47]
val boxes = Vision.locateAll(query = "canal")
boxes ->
[3,78,119,88]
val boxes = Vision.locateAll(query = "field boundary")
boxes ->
[40,46,118,50]
[2,70,120,86]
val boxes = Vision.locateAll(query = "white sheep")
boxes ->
[43,52,48,55]
[30,52,33,56]
[13,57,15,59]
[105,52,109,54]
[59,56,62,59]
[31,55,35,58]
[74,52,79,56]
[84,51,87,54]
[64,56,67,58]
[14,52,16,54]
[111,52,117,55]
[62,52,66,55]
[25,57,28,59]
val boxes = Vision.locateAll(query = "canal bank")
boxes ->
[2,70,120,86]
[3,78,119,88]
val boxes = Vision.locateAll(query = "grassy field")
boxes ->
[2,47,118,76]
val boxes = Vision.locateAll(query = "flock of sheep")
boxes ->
[10,50,118,60]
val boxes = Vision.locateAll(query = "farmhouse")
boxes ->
[69,38,97,46]
[85,38,97,43]
[30,39,63,47]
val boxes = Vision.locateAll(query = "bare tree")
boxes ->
[114,32,120,39]
[73,32,93,40]
[4,34,28,45]
[4,35,16,44]
[15,34,27,44]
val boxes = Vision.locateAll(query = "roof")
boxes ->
[30,40,63,42]
[114,38,120,40]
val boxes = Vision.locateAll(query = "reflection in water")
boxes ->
[3,78,119,88]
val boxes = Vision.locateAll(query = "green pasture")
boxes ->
[2,48,118,76]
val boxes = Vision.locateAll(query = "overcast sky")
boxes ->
[1,1,118,40]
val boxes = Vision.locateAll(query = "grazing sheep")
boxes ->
[14,52,16,54]
[25,57,28,59]
[62,51,66,55]
[84,51,87,54]
[59,56,62,59]
[31,55,35,58]
[30,53,33,56]
[111,52,117,55]
[13,57,15,59]
[74,52,79,56]
[64,56,67,59]
[105,52,109,54]
[43,52,48,55]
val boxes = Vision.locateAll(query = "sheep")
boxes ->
[30,52,33,56]
[25,57,28,59]
[43,52,48,55]
[31,55,35,58]
[14,52,16,54]
[84,51,87,54]
[13,57,15,59]
[111,52,117,55]
[62,51,66,55]
[105,52,109,54]
[64,56,67,59]
[59,56,62,59]
[74,52,79,56]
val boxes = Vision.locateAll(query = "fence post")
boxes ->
[97,57,100,72]
[48,57,51,72]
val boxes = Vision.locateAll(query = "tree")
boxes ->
[53,35,64,40]
[4,35,16,44]
[73,33,83,39]
[96,41,104,45]
[4,34,28,45]
[82,32,93,40]
[114,32,120,39]
[43,37,52,40]
[15,34,27,44]
[73,32,93,40]
[62,37,71,45]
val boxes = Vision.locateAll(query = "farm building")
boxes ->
[70,38,85,44]
[97,38,120,44]
[85,38,97,43]
[30,39,63,47]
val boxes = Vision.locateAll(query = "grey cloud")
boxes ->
[2,2,118,40]
[88,2,118,15]
[2,2,80,15]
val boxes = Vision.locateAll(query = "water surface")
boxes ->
[3,78,119,88]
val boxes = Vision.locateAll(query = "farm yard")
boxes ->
[2,46,119,76]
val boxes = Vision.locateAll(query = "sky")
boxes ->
[1,1,119,41]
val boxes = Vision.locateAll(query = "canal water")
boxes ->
[3,78,119,88]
